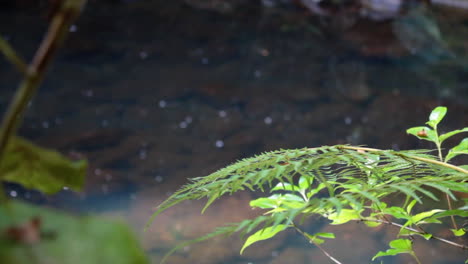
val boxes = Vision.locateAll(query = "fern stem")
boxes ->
[292,222,342,264]
[358,218,468,250]
[338,146,468,174]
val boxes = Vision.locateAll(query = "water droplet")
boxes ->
[139,51,148,59]
[82,89,93,97]
[101,119,109,127]
[179,121,188,129]
[139,149,147,160]
[185,116,193,123]
[42,121,49,129]
[271,251,279,257]
[155,175,163,182]
[254,70,262,78]
[101,184,108,194]
[9,190,17,197]
[201,57,209,64]
[54,117,62,125]
[159,100,167,108]
[218,110,227,118]
[215,140,224,148]
[264,116,273,125]
[94,168,102,175]
[130,193,137,200]
[344,116,352,125]
[63,186,69,190]
[69,25,78,32]
[105,174,113,181]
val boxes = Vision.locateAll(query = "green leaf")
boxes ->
[364,220,382,227]
[406,126,437,142]
[0,201,148,264]
[0,137,87,194]
[298,175,311,191]
[406,199,418,214]
[315,232,336,239]
[451,228,466,237]
[445,138,468,162]
[304,232,335,245]
[240,224,288,254]
[439,128,468,143]
[272,182,298,192]
[250,195,281,209]
[327,209,362,225]
[426,106,447,128]
[372,239,413,260]
[410,209,444,224]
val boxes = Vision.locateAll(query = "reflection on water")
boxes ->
[1,1,467,263]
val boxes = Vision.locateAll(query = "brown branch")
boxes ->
[0,0,87,163]
[339,145,468,175]
[292,222,343,264]
[357,218,468,250]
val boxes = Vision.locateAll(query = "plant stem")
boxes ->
[339,146,468,175]
[0,0,87,163]
[292,222,343,264]
[411,252,422,264]
[357,218,468,250]
[0,37,28,75]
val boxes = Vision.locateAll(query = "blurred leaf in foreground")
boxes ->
[0,137,87,194]
[0,201,148,264]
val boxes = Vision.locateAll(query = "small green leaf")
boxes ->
[0,137,87,194]
[272,182,298,192]
[445,138,468,162]
[240,224,288,254]
[298,175,311,191]
[410,209,444,224]
[327,209,362,225]
[426,106,447,128]
[364,219,382,227]
[451,228,466,237]
[406,199,418,214]
[372,239,413,260]
[250,196,279,209]
[315,232,335,239]
[304,232,335,245]
[439,128,468,143]
[406,126,437,142]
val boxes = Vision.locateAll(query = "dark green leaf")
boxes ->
[0,137,87,194]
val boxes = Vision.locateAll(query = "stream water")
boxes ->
[1,1,467,263]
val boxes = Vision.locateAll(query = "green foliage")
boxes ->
[0,201,148,264]
[149,106,467,263]
[0,137,87,194]
[372,239,418,261]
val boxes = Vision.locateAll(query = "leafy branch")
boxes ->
[148,106,467,263]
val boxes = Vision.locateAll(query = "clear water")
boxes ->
[1,1,467,263]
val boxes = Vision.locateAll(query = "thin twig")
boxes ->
[292,222,343,264]
[0,0,87,163]
[357,218,468,250]
[339,145,468,175]
[0,37,28,75]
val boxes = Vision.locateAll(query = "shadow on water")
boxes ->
[1,0,467,263]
